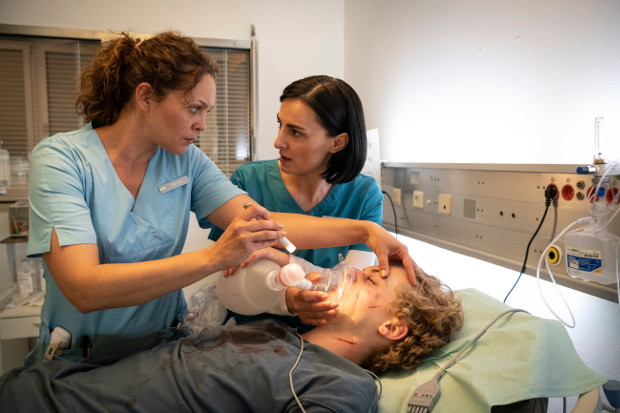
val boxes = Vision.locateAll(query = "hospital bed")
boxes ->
[377,288,605,413]
[184,275,605,413]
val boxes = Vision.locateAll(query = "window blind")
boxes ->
[0,43,30,159]
[198,47,251,177]
[0,36,97,163]
[45,45,96,136]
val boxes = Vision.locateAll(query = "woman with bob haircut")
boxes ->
[208,75,384,326]
[210,75,381,270]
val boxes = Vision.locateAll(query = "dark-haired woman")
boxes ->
[208,75,384,326]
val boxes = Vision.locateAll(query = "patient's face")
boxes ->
[336,265,408,324]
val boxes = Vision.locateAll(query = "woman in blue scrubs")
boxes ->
[209,75,382,269]
[208,76,384,325]
[26,31,416,366]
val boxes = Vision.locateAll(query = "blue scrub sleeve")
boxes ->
[188,146,246,224]
[28,139,98,256]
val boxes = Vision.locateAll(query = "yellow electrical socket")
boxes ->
[546,245,562,266]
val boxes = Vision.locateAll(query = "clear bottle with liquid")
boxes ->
[0,142,10,195]
[215,257,355,315]
[565,200,620,285]
[17,258,35,296]
[33,257,46,292]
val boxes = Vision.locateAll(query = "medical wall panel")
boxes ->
[382,163,620,302]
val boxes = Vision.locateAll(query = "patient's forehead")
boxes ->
[389,265,408,282]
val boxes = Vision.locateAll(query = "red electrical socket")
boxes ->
[561,184,575,201]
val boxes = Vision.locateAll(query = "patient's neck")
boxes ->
[302,326,373,366]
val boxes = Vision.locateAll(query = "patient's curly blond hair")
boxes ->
[361,265,463,374]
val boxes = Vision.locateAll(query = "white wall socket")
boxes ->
[392,187,402,205]
[413,190,424,209]
[438,193,451,215]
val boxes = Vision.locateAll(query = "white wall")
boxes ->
[345,0,620,164]
[0,0,345,161]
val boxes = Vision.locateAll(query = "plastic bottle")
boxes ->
[33,258,46,292]
[215,259,307,315]
[565,200,620,285]
[215,258,356,316]
[0,143,10,195]
[17,258,35,296]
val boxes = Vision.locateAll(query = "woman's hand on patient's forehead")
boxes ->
[365,223,417,286]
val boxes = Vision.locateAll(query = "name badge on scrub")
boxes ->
[158,176,189,194]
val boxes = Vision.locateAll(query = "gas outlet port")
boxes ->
[546,245,562,266]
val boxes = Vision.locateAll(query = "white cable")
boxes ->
[290,331,307,413]
[536,217,592,328]
[364,369,383,398]
[605,162,620,224]
[433,309,529,381]
[289,331,384,411]
[604,200,620,229]
[615,240,620,310]
[587,163,608,212]
[589,162,619,222]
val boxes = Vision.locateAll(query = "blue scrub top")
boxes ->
[207,159,383,269]
[26,123,245,365]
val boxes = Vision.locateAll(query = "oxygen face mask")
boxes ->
[296,255,358,306]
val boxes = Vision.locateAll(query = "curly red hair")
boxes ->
[76,31,218,126]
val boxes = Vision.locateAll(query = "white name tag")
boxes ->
[158,176,189,194]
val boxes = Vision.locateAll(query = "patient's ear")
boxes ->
[378,318,409,341]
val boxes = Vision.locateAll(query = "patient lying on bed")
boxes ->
[0,263,463,412]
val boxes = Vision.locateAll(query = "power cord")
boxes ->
[503,184,558,303]
[382,190,398,238]
[550,196,558,243]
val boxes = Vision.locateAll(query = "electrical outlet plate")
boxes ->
[413,190,424,209]
[392,187,402,205]
[438,193,451,215]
